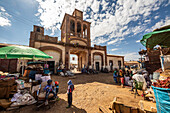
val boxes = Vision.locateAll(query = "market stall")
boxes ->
[140,25,170,113]
[0,46,54,110]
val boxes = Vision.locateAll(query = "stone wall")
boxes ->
[107,56,124,70]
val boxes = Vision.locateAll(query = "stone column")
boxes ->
[81,23,83,38]
[75,20,77,36]
[87,24,91,47]
[104,46,107,66]
[66,16,70,43]
[65,15,70,69]
[88,49,91,66]
[65,46,70,69]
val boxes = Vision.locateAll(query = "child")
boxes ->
[66,80,74,108]
[54,81,59,100]
[43,79,56,105]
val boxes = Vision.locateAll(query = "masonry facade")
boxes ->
[29,9,124,73]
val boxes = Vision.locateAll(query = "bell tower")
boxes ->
[60,9,92,69]
[29,25,44,47]
[60,9,91,47]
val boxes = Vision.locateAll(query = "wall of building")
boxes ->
[70,39,87,46]
[33,42,65,73]
[78,51,88,69]
[93,55,102,70]
[107,56,124,70]
[91,50,105,70]
[34,42,65,64]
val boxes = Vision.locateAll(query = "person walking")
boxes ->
[66,80,74,108]
[119,69,124,87]
[113,69,118,84]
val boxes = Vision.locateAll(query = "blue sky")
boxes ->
[0,0,170,61]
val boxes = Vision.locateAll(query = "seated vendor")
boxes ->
[29,68,37,80]
[43,80,56,105]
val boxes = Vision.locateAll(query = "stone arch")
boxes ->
[93,52,104,66]
[69,38,88,45]
[83,24,87,38]
[70,19,75,36]
[39,46,62,62]
[77,21,81,37]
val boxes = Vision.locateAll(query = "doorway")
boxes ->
[95,62,100,71]
[118,60,121,69]
[109,60,113,71]
[70,54,78,73]
[47,61,55,74]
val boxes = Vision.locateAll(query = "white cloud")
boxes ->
[110,48,119,51]
[35,0,167,44]
[144,19,151,23]
[0,6,11,27]
[122,52,140,61]
[92,36,110,45]
[145,16,170,32]
[154,16,159,19]
[136,40,140,43]
[0,6,5,12]
[107,37,124,45]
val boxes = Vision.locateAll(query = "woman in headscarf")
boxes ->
[66,80,74,108]
[113,68,118,84]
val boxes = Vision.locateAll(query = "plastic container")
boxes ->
[153,72,160,81]
[152,86,170,113]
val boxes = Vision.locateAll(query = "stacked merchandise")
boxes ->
[151,73,170,113]
[152,77,170,88]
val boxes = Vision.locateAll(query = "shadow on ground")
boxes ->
[0,98,87,113]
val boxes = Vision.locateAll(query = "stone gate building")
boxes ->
[29,9,124,73]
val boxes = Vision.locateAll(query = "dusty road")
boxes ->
[2,73,143,113]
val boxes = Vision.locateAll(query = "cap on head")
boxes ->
[55,81,59,85]
[67,80,72,85]
[47,79,52,84]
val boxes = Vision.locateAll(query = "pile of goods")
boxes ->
[152,77,170,88]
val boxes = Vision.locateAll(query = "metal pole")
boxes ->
[160,48,164,71]
[22,58,24,76]
[141,55,142,69]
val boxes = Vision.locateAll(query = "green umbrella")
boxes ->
[0,46,53,59]
[140,28,170,49]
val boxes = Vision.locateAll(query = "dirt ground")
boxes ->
[1,73,144,113]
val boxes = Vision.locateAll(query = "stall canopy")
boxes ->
[0,46,53,59]
[27,61,45,65]
[140,28,170,49]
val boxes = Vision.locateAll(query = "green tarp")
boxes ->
[0,46,53,59]
[140,29,170,48]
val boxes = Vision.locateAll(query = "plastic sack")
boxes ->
[35,74,42,81]
[152,86,170,113]
[153,72,160,81]
[41,76,51,82]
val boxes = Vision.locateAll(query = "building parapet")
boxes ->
[34,33,58,43]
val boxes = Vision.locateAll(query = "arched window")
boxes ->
[70,20,75,36]
[83,24,87,38]
[77,22,81,37]
[37,27,40,32]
